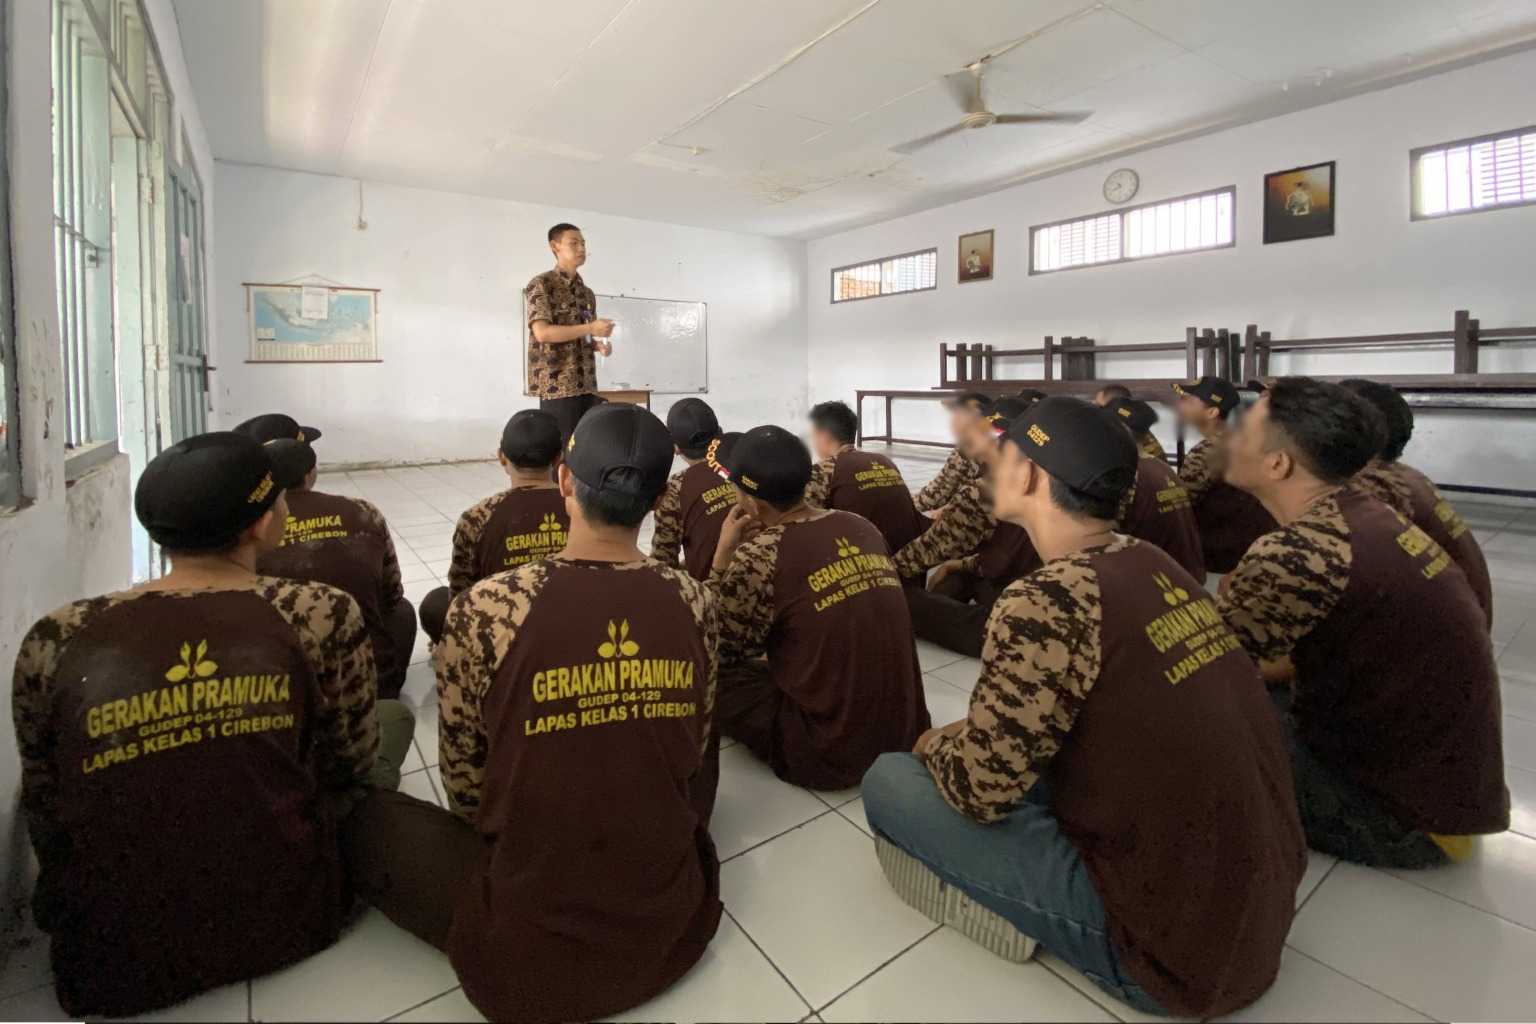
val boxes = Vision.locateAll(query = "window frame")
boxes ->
[1409,123,1536,222]
[829,246,939,304]
[0,0,21,509]
[1029,185,1237,276]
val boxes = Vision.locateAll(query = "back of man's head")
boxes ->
[1265,377,1385,484]
[563,404,674,528]
[1340,379,1413,463]
[501,409,563,470]
[808,401,858,446]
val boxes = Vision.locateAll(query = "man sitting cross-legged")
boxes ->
[418,409,569,644]
[863,397,1304,1019]
[238,413,417,698]
[12,433,414,1018]
[341,403,722,1022]
[1342,377,1492,628]
[805,399,929,554]
[709,425,930,790]
[1217,376,1508,867]
[1170,377,1277,573]
[651,397,737,579]
[913,391,989,513]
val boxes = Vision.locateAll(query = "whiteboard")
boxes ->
[595,294,708,393]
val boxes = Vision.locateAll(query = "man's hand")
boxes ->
[712,505,761,571]
[589,318,616,338]
[928,559,963,592]
[591,338,613,357]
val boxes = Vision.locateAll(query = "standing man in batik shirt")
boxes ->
[525,223,614,442]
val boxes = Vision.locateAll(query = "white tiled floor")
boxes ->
[4,448,1536,1022]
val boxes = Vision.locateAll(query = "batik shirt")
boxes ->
[524,267,598,400]
[894,480,993,579]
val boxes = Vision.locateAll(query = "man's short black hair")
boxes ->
[1264,377,1385,485]
[1341,379,1414,463]
[547,222,580,243]
[808,401,858,445]
[572,477,651,528]
[1047,475,1121,521]
[1096,384,1132,401]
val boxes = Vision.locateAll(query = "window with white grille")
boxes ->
[1412,125,1536,219]
[831,248,937,303]
[1031,187,1235,274]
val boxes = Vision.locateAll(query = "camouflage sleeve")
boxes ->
[1140,434,1167,462]
[649,473,685,568]
[1216,500,1351,662]
[357,499,404,608]
[914,450,971,512]
[707,530,780,664]
[12,597,115,867]
[671,570,721,756]
[437,563,552,819]
[895,482,994,578]
[448,494,497,594]
[266,580,379,795]
[804,457,834,508]
[1351,463,1412,518]
[525,274,553,327]
[1177,440,1217,498]
[923,555,1103,822]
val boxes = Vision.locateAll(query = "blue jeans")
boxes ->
[862,753,1166,1016]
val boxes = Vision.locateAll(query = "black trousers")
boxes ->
[378,599,417,699]
[541,392,602,444]
[905,571,1007,658]
[418,586,453,646]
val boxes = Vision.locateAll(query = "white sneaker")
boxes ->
[874,835,1039,963]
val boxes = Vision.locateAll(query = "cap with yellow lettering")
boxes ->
[718,424,811,504]
[134,432,312,551]
[1004,397,1138,501]
[232,412,322,445]
[563,402,674,502]
[1103,397,1159,435]
[1171,376,1240,415]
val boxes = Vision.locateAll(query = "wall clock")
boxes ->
[1103,167,1139,204]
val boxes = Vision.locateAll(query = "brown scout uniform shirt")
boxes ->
[913,448,979,512]
[806,445,929,555]
[524,267,598,400]
[1218,487,1508,837]
[895,480,994,580]
[436,558,721,1021]
[652,460,736,581]
[12,581,378,1017]
[1178,436,1278,573]
[1138,432,1167,462]
[711,508,930,789]
[1353,458,1492,627]
[258,489,405,686]
[447,486,569,593]
[923,537,1304,1017]
[1117,456,1206,581]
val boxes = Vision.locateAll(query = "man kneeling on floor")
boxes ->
[12,433,414,1018]
[1217,377,1508,867]
[342,403,723,1022]
[710,426,930,789]
[862,397,1304,1019]
[418,409,569,644]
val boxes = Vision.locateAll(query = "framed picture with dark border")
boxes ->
[1263,161,1335,244]
[958,229,994,282]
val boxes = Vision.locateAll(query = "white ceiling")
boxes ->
[174,0,1536,239]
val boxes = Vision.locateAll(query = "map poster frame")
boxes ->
[244,282,382,363]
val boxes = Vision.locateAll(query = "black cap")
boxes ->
[705,431,743,481]
[135,432,310,551]
[719,425,811,504]
[942,391,991,412]
[500,409,562,466]
[1004,397,1138,501]
[666,398,722,458]
[563,402,674,502]
[982,396,1035,436]
[1172,376,1240,415]
[232,412,322,444]
[1103,397,1159,434]
[1015,388,1047,404]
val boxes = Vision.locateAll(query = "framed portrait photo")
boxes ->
[1263,161,1336,244]
[958,229,995,283]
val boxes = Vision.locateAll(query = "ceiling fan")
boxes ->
[892,53,1092,155]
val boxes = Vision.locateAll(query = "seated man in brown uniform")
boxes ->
[1218,376,1508,867]
[913,391,988,513]
[651,398,736,579]
[237,413,415,698]
[1110,405,1206,583]
[342,403,722,1022]
[12,433,413,1018]
[1170,377,1277,573]
[710,425,930,790]
[863,397,1303,1019]
[418,409,569,644]
[1103,395,1168,462]
[805,399,928,554]
[1343,378,1492,628]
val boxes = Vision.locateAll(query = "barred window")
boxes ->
[1413,125,1536,219]
[831,248,937,303]
[1031,187,1235,274]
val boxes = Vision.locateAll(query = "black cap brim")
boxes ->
[299,426,322,443]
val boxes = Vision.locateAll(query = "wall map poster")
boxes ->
[245,283,381,362]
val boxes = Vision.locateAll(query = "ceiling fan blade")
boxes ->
[992,111,1093,126]
[891,122,966,155]
[941,68,983,115]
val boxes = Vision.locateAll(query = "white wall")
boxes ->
[807,48,1536,491]
[1,0,213,942]
[211,164,809,465]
